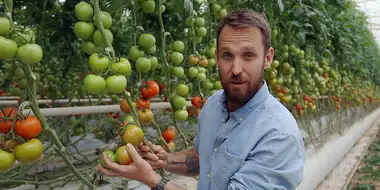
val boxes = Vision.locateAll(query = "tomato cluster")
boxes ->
[0,108,44,172]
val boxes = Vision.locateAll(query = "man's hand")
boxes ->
[138,141,168,170]
[98,143,159,188]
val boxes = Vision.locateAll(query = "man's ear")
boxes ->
[264,47,274,70]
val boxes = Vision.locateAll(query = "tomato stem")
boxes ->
[151,119,170,152]
[131,0,137,46]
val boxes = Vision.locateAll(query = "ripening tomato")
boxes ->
[194,108,201,117]
[191,96,204,108]
[137,98,151,109]
[0,150,15,172]
[188,55,199,65]
[120,99,136,113]
[0,108,17,134]
[15,116,42,139]
[138,109,153,124]
[162,128,176,143]
[122,124,145,145]
[141,80,159,99]
[14,138,43,164]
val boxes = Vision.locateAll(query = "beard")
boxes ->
[220,64,265,105]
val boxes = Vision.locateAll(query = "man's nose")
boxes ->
[231,60,243,75]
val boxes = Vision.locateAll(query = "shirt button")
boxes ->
[221,119,224,122]
[207,173,211,178]
[214,148,217,152]
[239,118,243,121]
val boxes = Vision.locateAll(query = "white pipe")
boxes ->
[22,101,192,117]
[297,107,380,190]
[0,96,20,100]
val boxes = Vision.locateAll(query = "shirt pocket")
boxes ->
[211,147,244,189]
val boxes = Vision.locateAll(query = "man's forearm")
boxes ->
[163,148,199,177]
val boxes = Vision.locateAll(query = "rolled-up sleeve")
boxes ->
[228,133,304,190]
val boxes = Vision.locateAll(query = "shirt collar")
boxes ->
[218,80,269,123]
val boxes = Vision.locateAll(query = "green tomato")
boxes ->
[17,44,43,65]
[172,66,184,78]
[207,47,216,58]
[149,56,159,70]
[198,67,206,73]
[75,2,94,21]
[188,67,199,78]
[111,58,132,77]
[81,41,102,54]
[0,150,15,172]
[176,84,189,96]
[172,41,185,52]
[14,68,25,79]
[128,46,145,62]
[0,16,11,36]
[142,0,155,13]
[18,79,27,89]
[0,36,18,60]
[93,29,113,47]
[89,53,110,72]
[99,150,116,169]
[174,109,188,121]
[84,74,106,95]
[74,21,94,40]
[135,57,151,74]
[106,75,127,94]
[194,17,205,27]
[208,58,216,68]
[219,9,228,19]
[196,73,206,81]
[139,33,156,50]
[94,11,112,29]
[170,52,184,65]
[211,4,221,15]
[196,27,207,37]
[214,81,223,89]
[173,95,186,109]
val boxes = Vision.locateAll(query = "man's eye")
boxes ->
[245,53,255,59]
[223,52,232,59]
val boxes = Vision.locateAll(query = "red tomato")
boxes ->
[0,108,17,134]
[15,116,42,139]
[191,96,204,108]
[162,128,176,143]
[137,98,151,109]
[141,80,160,99]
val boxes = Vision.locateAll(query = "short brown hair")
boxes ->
[216,8,271,52]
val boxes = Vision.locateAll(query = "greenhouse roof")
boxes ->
[356,0,380,45]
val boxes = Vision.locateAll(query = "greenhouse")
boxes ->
[0,0,380,189]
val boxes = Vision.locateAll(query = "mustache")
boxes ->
[229,75,244,83]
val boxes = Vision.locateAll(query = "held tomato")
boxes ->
[15,116,42,139]
[0,16,11,36]
[17,44,43,65]
[141,80,159,99]
[74,21,94,40]
[137,98,151,109]
[120,99,136,113]
[115,145,133,165]
[162,128,176,143]
[138,109,153,124]
[89,53,110,72]
[0,108,17,134]
[122,124,145,145]
[106,75,127,94]
[75,2,94,21]
[99,150,115,169]
[0,36,18,60]
[14,138,43,164]
[0,150,15,172]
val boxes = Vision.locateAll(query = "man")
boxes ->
[98,8,305,190]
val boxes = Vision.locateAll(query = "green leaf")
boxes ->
[104,0,126,14]
[277,0,284,13]
[173,0,193,20]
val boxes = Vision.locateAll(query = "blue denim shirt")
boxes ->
[193,80,305,190]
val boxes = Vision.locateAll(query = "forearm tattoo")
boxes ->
[170,155,200,174]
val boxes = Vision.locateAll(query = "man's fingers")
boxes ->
[146,159,164,166]
[126,143,143,162]
[103,153,131,174]
[139,145,151,152]
[141,152,159,161]
[98,164,120,177]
